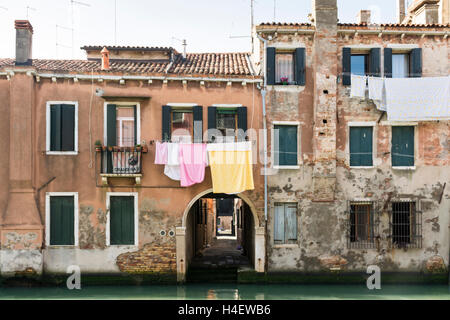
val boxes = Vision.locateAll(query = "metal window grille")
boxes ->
[347,202,378,249]
[389,201,422,249]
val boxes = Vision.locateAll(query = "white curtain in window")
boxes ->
[392,54,409,78]
[116,107,135,147]
[275,54,294,83]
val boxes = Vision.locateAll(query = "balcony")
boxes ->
[97,146,147,185]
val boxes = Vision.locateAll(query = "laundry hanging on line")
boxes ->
[179,143,207,187]
[207,141,254,194]
[350,75,367,98]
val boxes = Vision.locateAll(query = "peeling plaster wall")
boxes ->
[257,19,450,274]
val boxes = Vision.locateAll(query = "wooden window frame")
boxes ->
[347,201,378,249]
[106,192,139,247]
[171,108,194,142]
[103,102,141,147]
[216,108,238,142]
[45,192,79,247]
[272,121,300,169]
[46,101,78,155]
[275,50,296,85]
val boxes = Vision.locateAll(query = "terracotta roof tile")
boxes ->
[258,22,449,28]
[0,52,254,77]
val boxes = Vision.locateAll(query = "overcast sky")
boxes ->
[0,0,398,59]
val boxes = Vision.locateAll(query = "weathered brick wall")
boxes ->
[116,243,176,274]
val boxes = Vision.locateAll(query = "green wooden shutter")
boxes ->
[410,48,422,78]
[392,126,414,167]
[285,205,297,241]
[133,105,137,145]
[110,196,135,245]
[384,48,393,78]
[237,106,247,142]
[162,105,171,142]
[207,106,217,142]
[350,127,373,166]
[61,104,75,151]
[294,47,306,86]
[193,105,203,143]
[342,47,351,85]
[106,104,117,173]
[50,196,74,245]
[369,48,381,77]
[266,47,276,85]
[50,105,62,151]
[274,205,285,242]
[275,125,297,166]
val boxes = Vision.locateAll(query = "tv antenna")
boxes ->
[56,24,73,58]
[172,37,187,58]
[229,0,255,52]
[273,0,276,22]
[0,6,8,11]
[71,0,91,58]
[26,6,36,19]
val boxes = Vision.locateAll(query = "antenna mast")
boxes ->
[26,6,36,20]
[71,0,91,58]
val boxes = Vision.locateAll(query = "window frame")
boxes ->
[103,102,141,147]
[347,201,378,249]
[389,199,422,249]
[392,53,411,78]
[106,192,139,247]
[275,50,296,85]
[271,121,301,169]
[390,124,416,170]
[273,202,298,247]
[45,192,79,247]
[46,101,78,155]
[215,107,238,143]
[350,53,370,76]
[348,122,376,169]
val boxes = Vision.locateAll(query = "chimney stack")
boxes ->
[397,0,406,23]
[101,47,110,70]
[15,20,33,66]
[357,10,371,24]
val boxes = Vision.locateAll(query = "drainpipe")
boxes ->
[256,33,268,223]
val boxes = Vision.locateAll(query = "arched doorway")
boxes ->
[176,189,265,283]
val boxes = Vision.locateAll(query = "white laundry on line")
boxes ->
[368,77,386,111]
[351,75,367,98]
[384,76,450,121]
[164,143,181,180]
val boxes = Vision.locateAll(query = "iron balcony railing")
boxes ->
[100,147,143,174]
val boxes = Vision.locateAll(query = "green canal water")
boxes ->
[0,284,449,300]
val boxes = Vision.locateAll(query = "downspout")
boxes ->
[256,33,268,223]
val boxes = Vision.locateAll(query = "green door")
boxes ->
[50,196,74,245]
[110,196,135,245]
[392,126,414,167]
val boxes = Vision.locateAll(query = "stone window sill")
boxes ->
[273,165,300,170]
[392,166,416,171]
[272,244,299,249]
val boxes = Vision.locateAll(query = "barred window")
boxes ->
[347,202,378,249]
[390,201,422,249]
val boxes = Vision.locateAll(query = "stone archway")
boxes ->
[175,188,265,283]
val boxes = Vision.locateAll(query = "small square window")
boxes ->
[351,54,369,76]
[275,52,295,84]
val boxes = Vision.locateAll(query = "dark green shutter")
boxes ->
[350,127,373,166]
[275,125,297,166]
[110,196,135,245]
[266,47,276,85]
[50,105,62,151]
[207,106,217,142]
[50,196,74,245]
[162,105,171,142]
[237,106,247,142]
[61,104,75,151]
[133,105,137,145]
[106,104,117,173]
[392,126,414,167]
[410,48,422,78]
[384,47,393,78]
[294,47,306,86]
[193,105,203,143]
[369,48,381,77]
[342,47,351,85]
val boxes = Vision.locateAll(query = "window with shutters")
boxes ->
[46,102,78,154]
[273,124,298,167]
[273,203,298,244]
[349,125,373,167]
[266,47,305,86]
[105,104,139,147]
[342,48,380,85]
[347,202,378,249]
[384,48,422,78]
[171,109,194,143]
[389,201,422,249]
[391,126,415,168]
[45,193,78,246]
[107,193,137,246]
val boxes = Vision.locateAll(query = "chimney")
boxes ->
[14,20,33,66]
[397,0,406,23]
[101,47,110,70]
[357,10,371,24]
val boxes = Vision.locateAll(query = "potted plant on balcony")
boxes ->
[280,77,289,85]
[94,140,102,152]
